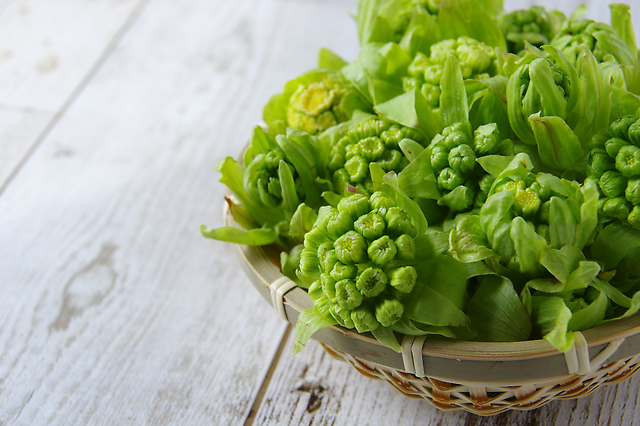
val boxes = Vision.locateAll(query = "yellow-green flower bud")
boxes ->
[385,207,417,237]
[351,306,380,333]
[389,266,418,293]
[338,193,370,218]
[586,148,615,178]
[326,210,354,239]
[437,167,465,191]
[628,206,640,230]
[610,115,637,140]
[335,279,363,310]
[344,155,368,182]
[357,137,385,162]
[430,143,450,171]
[354,212,386,240]
[356,267,388,297]
[330,261,357,281]
[626,179,640,205]
[599,171,627,198]
[377,149,403,172]
[330,304,355,329]
[394,234,415,260]
[308,279,323,301]
[629,120,640,146]
[370,191,394,216]
[514,187,541,217]
[321,273,337,303]
[368,235,397,266]
[318,243,338,272]
[605,137,629,158]
[375,298,404,327]
[448,144,477,173]
[616,145,640,178]
[334,230,368,264]
[299,247,320,277]
[347,119,389,144]
[602,196,632,220]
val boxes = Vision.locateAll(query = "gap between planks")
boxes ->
[244,323,293,426]
[0,0,152,198]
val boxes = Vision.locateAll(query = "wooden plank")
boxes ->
[0,107,51,188]
[0,0,145,112]
[0,0,360,424]
[0,0,147,190]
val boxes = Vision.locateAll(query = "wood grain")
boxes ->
[0,0,147,191]
[0,0,359,424]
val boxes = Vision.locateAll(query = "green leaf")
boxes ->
[549,197,577,249]
[440,55,468,128]
[438,0,506,51]
[574,179,598,249]
[568,290,609,332]
[540,246,584,284]
[510,216,548,275]
[529,58,567,118]
[356,0,394,45]
[371,326,402,352]
[467,275,532,341]
[529,114,585,172]
[449,216,495,263]
[476,155,513,178]
[397,147,440,199]
[591,222,640,269]
[403,283,470,327]
[531,296,574,352]
[289,203,318,242]
[375,89,442,140]
[317,48,347,71]
[199,225,279,246]
[278,160,300,212]
[591,278,632,309]
[564,261,601,292]
[398,138,425,162]
[293,307,338,356]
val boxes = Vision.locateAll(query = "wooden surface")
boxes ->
[0,0,639,425]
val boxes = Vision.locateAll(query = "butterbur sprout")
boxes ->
[336,279,364,309]
[368,235,398,266]
[375,298,404,327]
[356,267,388,297]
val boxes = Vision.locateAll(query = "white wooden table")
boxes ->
[1,0,639,424]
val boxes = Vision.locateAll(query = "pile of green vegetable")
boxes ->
[201,0,640,355]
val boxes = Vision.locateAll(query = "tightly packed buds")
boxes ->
[403,37,498,108]
[587,115,640,229]
[298,192,421,333]
[500,6,564,54]
[328,118,424,195]
[287,77,349,134]
[429,122,512,211]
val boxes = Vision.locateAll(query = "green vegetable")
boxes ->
[294,181,468,353]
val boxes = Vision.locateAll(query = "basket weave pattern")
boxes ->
[321,343,640,415]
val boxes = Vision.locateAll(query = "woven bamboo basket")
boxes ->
[225,203,640,416]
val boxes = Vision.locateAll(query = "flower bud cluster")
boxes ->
[500,6,561,54]
[244,147,304,208]
[586,115,640,229]
[328,118,424,196]
[430,122,512,211]
[287,77,349,135]
[299,192,420,333]
[403,36,498,108]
